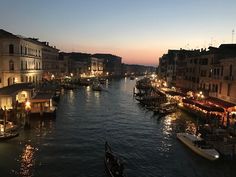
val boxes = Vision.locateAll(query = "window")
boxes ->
[25,47,27,55]
[21,61,24,70]
[9,44,14,54]
[21,45,23,54]
[21,76,24,82]
[9,60,14,70]
[219,82,222,94]
[229,65,232,76]
[217,69,220,76]
[215,85,218,93]
[221,66,224,76]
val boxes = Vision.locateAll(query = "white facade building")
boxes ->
[0,29,43,88]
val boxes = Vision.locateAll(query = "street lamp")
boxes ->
[25,101,31,111]
[197,91,204,100]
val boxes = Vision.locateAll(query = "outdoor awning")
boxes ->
[31,92,53,103]
[182,99,225,112]
[206,97,236,109]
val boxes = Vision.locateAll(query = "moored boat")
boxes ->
[159,102,177,116]
[0,120,18,132]
[130,76,135,80]
[177,132,220,161]
[0,131,19,141]
[105,142,125,177]
[92,79,103,91]
[92,84,102,91]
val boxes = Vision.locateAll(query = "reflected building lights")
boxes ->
[19,144,38,177]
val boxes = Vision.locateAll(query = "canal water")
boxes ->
[0,78,236,177]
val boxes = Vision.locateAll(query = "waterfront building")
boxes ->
[0,29,43,88]
[158,49,197,88]
[92,54,122,77]
[59,52,104,78]
[28,39,60,80]
[158,44,236,104]
[0,83,34,109]
[89,57,104,76]
[59,52,91,77]
[41,42,59,80]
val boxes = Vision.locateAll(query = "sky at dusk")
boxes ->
[0,0,236,66]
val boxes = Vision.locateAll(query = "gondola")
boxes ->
[105,142,126,177]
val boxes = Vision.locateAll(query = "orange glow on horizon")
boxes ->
[59,44,161,66]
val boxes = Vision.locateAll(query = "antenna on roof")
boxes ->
[232,29,235,43]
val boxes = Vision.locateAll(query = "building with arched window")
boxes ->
[0,29,43,88]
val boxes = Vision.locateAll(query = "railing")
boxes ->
[2,69,43,72]
[0,52,42,59]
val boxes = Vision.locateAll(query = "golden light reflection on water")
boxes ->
[162,111,197,135]
[19,144,38,177]
[162,112,178,135]
[94,92,100,99]
[160,111,198,154]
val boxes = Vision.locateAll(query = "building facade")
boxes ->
[92,54,122,76]
[40,42,60,80]
[89,57,103,76]
[0,29,43,88]
[158,44,236,104]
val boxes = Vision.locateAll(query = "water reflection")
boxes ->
[33,120,55,137]
[19,144,38,177]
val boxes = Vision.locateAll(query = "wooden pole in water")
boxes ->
[3,106,7,133]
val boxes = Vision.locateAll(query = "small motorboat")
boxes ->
[105,142,126,177]
[158,102,177,116]
[0,132,19,141]
[177,132,220,161]
[0,120,18,132]
[130,76,135,80]
[92,84,102,91]
[92,79,103,91]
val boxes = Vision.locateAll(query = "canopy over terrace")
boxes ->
[205,97,236,112]
[0,83,34,109]
[30,92,56,113]
[182,98,225,113]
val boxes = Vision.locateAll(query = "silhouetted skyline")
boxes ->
[0,0,236,66]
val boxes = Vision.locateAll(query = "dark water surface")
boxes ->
[0,78,236,177]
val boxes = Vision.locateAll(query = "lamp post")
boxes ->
[197,91,204,100]
[24,101,31,129]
